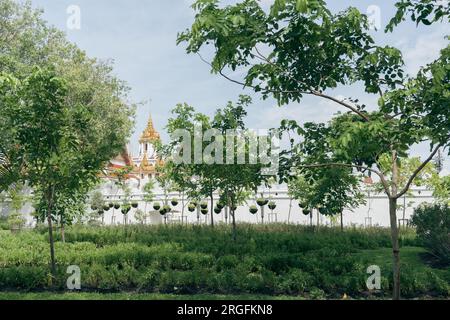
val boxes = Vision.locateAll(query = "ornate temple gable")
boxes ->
[109,148,133,168]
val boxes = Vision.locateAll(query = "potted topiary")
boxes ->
[214,207,222,214]
[256,198,266,207]
[200,202,208,209]
[171,198,179,206]
[153,202,161,211]
[216,202,225,210]
[108,202,114,208]
[114,203,120,210]
[188,204,196,212]
[159,208,167,216]
[190,200,198,207]
[131,202,139,208]
[201,208,208,215]
[303,209,311,216]
[249,205,258,215]
[268,201,276,210]
[103,205,110,211]
[163,205,171,213]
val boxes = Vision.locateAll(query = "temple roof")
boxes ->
[139,115,160,143]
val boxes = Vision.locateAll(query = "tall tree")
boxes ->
[178,0,450,299]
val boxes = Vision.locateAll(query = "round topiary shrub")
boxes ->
[153,202,161,211]
[256,198,266,206]
[249,205,258,215]
[216,202,225,210]
[268,202,276,210]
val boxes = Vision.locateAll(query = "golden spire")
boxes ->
[140,153,155,172]
[139,114,160,143]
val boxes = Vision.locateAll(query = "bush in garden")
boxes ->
[0,225,448,298]
[411,203,450,266]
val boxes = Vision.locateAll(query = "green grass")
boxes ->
[0,225,448,299]
[0,292,306,300]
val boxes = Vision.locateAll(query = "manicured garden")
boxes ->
[0,225,448,300]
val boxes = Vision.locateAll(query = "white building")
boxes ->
[0,114,437,228]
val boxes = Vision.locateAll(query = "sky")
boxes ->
[30,0,449,172]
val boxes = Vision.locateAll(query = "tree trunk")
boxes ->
[288,198,292,224]
[340,212,344,232]
[316,209,320,231]
[61,221,65,243]
[210,191,214,228]
[389,197,401,300]
[46,187,57,283]
[144,202,148,225]
[181,191,185,225]
[231,209,237,241]
[196,205,200,224]
[261,205,264,225]
[225,206,228,225]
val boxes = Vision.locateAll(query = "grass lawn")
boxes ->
[0,225,448,300]
[0,292,307,300]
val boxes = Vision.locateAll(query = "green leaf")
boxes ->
[296,0,308,13]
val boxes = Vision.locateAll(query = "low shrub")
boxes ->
[411,203,450,266]
[0,224,447,298]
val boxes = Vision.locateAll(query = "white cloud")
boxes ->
[398,25,448,76]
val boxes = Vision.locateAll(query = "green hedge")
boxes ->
[0,225,447,298]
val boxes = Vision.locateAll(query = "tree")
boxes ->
[89,190,105,223]
[164,96,271,232]
[164,102,218,227]
[142,180,155,224]
[211,97,270,238]
[2,68,133,281]
[0,1,134,281]
[178,0,450,299]
[288,168,365,231]
[134,209,146,224]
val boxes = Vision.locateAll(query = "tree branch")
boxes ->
[395,143,444,199]
[296,162,391,197]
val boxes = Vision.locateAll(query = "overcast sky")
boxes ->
[31,0,449,171]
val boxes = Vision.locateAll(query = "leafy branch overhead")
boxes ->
[179,0,450,300]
